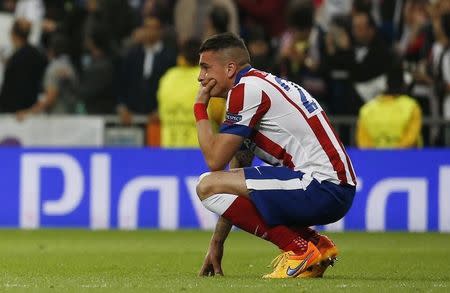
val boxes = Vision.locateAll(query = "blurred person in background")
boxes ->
[78,24,116,114]
[204,4,230,40]
[396,0,431,64]
[38,0,87,72]
[437,13,450,121]
[325,9,391,108]
[321,13,359,146]
[175,0,239,44]
[136,0,177,58]
[157,38,202,147]
[118,14,176,125]
[322,14,356,116]
[40,0,73,48]
[157,38,225,148]
[0,18,46,113]
[99,0,136,49]
[1,0,16,12]
[351,0,372,16]
[276,1,326,105]
[82,0,135,53]
[404,0,447,144]
[412,5,450,144]
[140,0,174,26]
[427,10,450,145]
[352,0,397,40]
[237,0,287,39]
[246,25,273,72]
[38,0,136,73]
[423,7,450,116]
[14,0,45,46]
[350,9,392,102]
[315,0,353,31]
[356,57,423,148]
[16,33,78,120]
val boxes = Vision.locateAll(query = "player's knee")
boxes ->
[196,172,214,201]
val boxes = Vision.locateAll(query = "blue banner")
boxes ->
[0,148,449,231]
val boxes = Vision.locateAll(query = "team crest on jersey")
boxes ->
[225,112,242,124]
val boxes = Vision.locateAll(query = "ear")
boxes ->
[226,62,238,79]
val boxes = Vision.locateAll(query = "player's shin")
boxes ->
[201,194,310,254]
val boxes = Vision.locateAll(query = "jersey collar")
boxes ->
[234,66,252,85]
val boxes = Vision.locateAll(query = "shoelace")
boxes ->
[267,251,291,269]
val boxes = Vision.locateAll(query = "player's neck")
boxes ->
[233,64,252,85]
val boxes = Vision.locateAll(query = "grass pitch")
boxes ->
[0,230,449,292]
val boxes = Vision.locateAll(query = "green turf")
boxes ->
[0,230,449,292]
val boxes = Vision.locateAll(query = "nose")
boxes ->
[197,70,205,83]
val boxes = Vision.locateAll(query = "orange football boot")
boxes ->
[263,242,321,279]
[298,235,338,278]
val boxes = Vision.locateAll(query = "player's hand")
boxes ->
[199,240,224,277]
[196,78,217,105]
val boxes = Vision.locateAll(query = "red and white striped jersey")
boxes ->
[220,67,356,186]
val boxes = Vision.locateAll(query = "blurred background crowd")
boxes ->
[0,0,448,148]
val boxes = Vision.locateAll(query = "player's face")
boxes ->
[198,51,232,98]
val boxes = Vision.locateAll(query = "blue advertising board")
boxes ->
[0,148,448,231]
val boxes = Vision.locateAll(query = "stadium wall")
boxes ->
[0,148,449,232]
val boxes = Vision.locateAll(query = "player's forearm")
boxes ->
[211,216,232,244]
[196,120,225,171]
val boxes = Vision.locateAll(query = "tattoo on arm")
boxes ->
[230,150,254,168]
[212,216,232,244]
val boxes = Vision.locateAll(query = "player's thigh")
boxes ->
[243,166,355,226]
[197,168,249,200]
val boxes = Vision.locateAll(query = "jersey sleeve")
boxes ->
[219,82,270,137]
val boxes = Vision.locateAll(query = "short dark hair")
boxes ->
[354,10,378,29]
[181,38,201,65]
[12,19,31,41]
[386,54,405,95]
[199,32,247,53]
[199,33,251,64]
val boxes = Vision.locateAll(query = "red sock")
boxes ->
[222,196,308,254]
[290,227,321,245]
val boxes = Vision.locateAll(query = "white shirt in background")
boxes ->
[143,41,163,78]
[14,0,45,46]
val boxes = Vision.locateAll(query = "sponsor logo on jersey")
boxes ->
[225,112,242,124]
